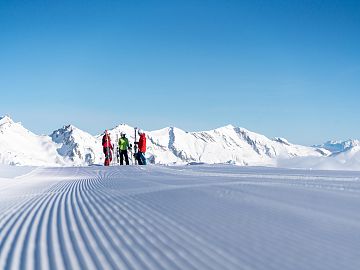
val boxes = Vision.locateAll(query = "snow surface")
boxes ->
[0,164,35,179]
[1,165,360,270]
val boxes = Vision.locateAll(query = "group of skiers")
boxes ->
[101,129,147,166]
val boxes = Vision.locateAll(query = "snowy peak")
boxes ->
[0,115,35,138]
[317,140,360,154]
[0,116,17,132]
[51,124,85,143]
[232,126,317,158]
[213,124,236,132]
[273,137,290,146]
[107,124,137,139]
[145,124,326,166]
[51,124,101,165]
[0,115,14,126]
[0,117,66,166]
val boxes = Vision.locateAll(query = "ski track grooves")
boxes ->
[0,167,245,270]
[1,166,360,270]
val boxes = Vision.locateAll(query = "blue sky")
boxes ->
[1,0,359,145]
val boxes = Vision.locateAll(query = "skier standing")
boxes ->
[102,130,113,166]
[135,129,147,165]
[118,132,130,165]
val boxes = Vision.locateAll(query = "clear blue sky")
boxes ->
[1,0,359,145]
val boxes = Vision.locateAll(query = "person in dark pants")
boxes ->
[118,132,130,165]
[135,129,147,165]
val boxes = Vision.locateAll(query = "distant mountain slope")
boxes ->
[316,140,360,155]
[0,116,66,166]
[2,115,360,170]
[145,125,328,166]
[51,125,101,165]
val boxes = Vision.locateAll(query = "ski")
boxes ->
[134,127,138,165]
[116,133,119,165]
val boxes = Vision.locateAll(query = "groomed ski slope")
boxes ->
[1,165,360,270]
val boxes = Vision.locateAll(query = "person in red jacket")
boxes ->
[135,129,147,165]
[102,130,113,166]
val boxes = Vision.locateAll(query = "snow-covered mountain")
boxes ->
[145,125,328,166]
[1,115,360,170]
[316,140,360,155]
[0,116,67,166]
[51,125,101,165]
[296,140,360,170]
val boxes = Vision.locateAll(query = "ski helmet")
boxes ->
[138,129,144,135]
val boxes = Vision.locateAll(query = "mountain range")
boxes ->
[1,115,359,170]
